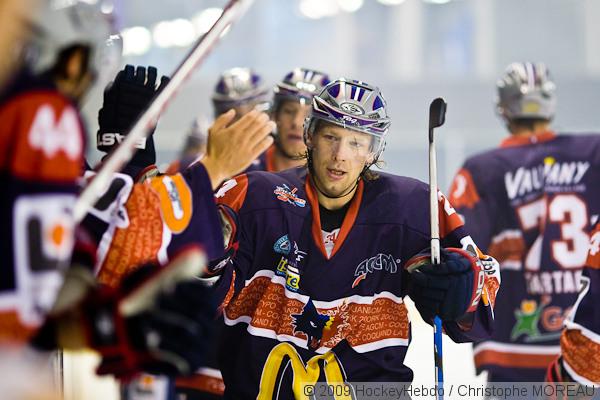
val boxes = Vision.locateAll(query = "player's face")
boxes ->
[275,100,310,158]
[311,123,373,198]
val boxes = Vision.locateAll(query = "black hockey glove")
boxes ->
[97,64,170,168]
[85,248,215,378]
[404,247,485,323]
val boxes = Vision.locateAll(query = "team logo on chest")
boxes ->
[273,184,306,207]
[352,253,400,288]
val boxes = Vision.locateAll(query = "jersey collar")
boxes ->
[304,175,364,260]
[500,131,556,148]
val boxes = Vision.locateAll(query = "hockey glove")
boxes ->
[404,247,485,323]
[97,64,170,168]
[90,248,215,379]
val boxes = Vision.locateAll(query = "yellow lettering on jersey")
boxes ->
[149,174,192,234]
[258,342,351,400]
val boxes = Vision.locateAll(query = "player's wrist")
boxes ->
[201,156,226,190]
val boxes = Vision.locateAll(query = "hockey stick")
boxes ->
[73,0,254,223]
[428,97,447,400]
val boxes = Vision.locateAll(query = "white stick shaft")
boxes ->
[73,0,253,223]
[429,140,441,265]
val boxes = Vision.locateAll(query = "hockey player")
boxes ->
[174,69,332,399]
[448,62,600,382]
[546,221,600,386]
[0,0,273,392]
[256,67,330,172]
[208,78,501,398]
[0,0,119,348]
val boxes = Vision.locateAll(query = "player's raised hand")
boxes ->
[202,109,275,189]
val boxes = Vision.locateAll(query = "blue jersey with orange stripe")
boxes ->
[448,131,600,381]
[0,71,86,344]
[213,167,499,399]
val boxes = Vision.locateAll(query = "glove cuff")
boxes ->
[444,248,485,313]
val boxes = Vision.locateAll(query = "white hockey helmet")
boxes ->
[26,0,122,82]
[496,62,556,123]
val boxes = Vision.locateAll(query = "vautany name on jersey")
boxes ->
[505,161,589,201]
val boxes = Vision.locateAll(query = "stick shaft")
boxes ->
[429,126,444,400]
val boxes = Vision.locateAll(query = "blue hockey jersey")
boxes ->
[448,131,600,381]
[214,167,500,399]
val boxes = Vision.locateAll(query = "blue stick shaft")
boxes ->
[434,316,444,400]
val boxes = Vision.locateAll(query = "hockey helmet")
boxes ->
[272,67,330,113]
[304,78,390,161]
[26,0,122,83]
[211,67,270,117]
[496,62,556,123]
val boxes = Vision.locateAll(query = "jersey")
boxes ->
[448,131,600,381]
[0,71,85,344]
[82,162,224,288]
[213,167,500,399]
[559,222,600,385]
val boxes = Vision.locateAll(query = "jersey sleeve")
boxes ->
[437,189,501,343]
[89,162,224,288]
[448,166,496,252]
[559,222,600,385]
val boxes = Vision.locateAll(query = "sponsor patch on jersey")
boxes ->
[274,235,292,255]
[273,234,307,261]
[352,253,400,288]
[285,264,301,292]
[511,297,570,342]
[274,184,306,207]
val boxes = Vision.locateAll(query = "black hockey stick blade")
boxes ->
[428,98,447,143]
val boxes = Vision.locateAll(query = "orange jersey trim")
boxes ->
[305,176,364,260]
[500,131,556,148]
[438,191,464,238]
[586,224,600,269]
[448,168,481,209]
[176,373,225,396]
[216,174,249,213]
[475,349,556,369]
[265,145,276,173]
[561,329,600,383]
